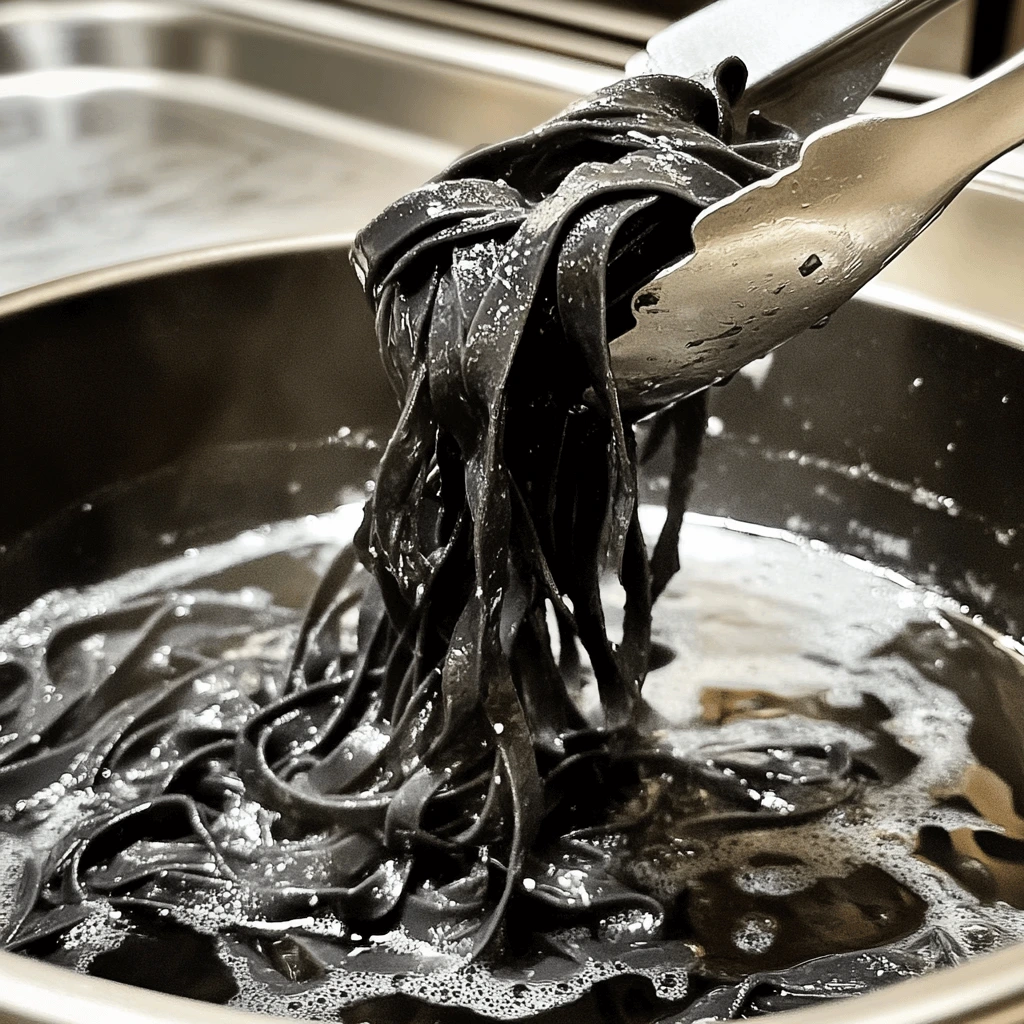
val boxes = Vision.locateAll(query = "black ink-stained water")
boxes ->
[2,503,1023,1022]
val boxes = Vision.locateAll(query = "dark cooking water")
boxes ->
[2,496,1024,1022]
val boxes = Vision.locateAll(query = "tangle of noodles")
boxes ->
[342,69,805,950]
[0,68,957,1018]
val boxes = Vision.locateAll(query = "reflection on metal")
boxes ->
[279,0,646,63]
[865,175,1024,351]
[2,0,1023,348]
[611,45,1024,410]
[1014,0,1024,51]
[876,62,970,100]
[0,0,613,306]
[896,0,974,72]
[445,0,667,43]
[0,231,353,319]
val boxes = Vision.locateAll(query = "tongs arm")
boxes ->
[610,16,1024,413]
[603,0,964,412]
[628,0,959,137]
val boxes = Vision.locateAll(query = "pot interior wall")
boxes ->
[1,246,1023,639]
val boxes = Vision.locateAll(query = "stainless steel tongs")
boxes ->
[608,0,1024,410]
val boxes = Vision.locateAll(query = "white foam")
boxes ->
[3,509,1024,1017]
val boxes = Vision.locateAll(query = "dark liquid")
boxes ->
[88,912,239,1003]
[1,511,1022,1021]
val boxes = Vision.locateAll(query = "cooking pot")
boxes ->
[1,237,1024,1023]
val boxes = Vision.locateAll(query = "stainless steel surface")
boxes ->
[611,45,1024,411]
[450,0,667,43]
[1014,1,1024,53]
[5,243,1024,1022]
[0,0,614,315]
[896,0,974,73]
[626,0,959,134]
[868,163,1024,342]
[2,0,1023,343]
[275,0,647,65]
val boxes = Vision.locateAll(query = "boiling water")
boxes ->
[2,503,1024,1022]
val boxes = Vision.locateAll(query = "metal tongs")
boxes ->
[609,0,1024,410]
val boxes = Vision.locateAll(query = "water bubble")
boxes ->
[732,913,778,955]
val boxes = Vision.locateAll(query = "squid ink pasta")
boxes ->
[343,69,805,947]
[0,67,993,1022]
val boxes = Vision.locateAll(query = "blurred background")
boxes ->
[301,0,1024,73]
[2,0,1024,341]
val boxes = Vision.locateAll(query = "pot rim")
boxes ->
[0,233,358,321]
[3,231,1024,359]
[0,935,1021,1024]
